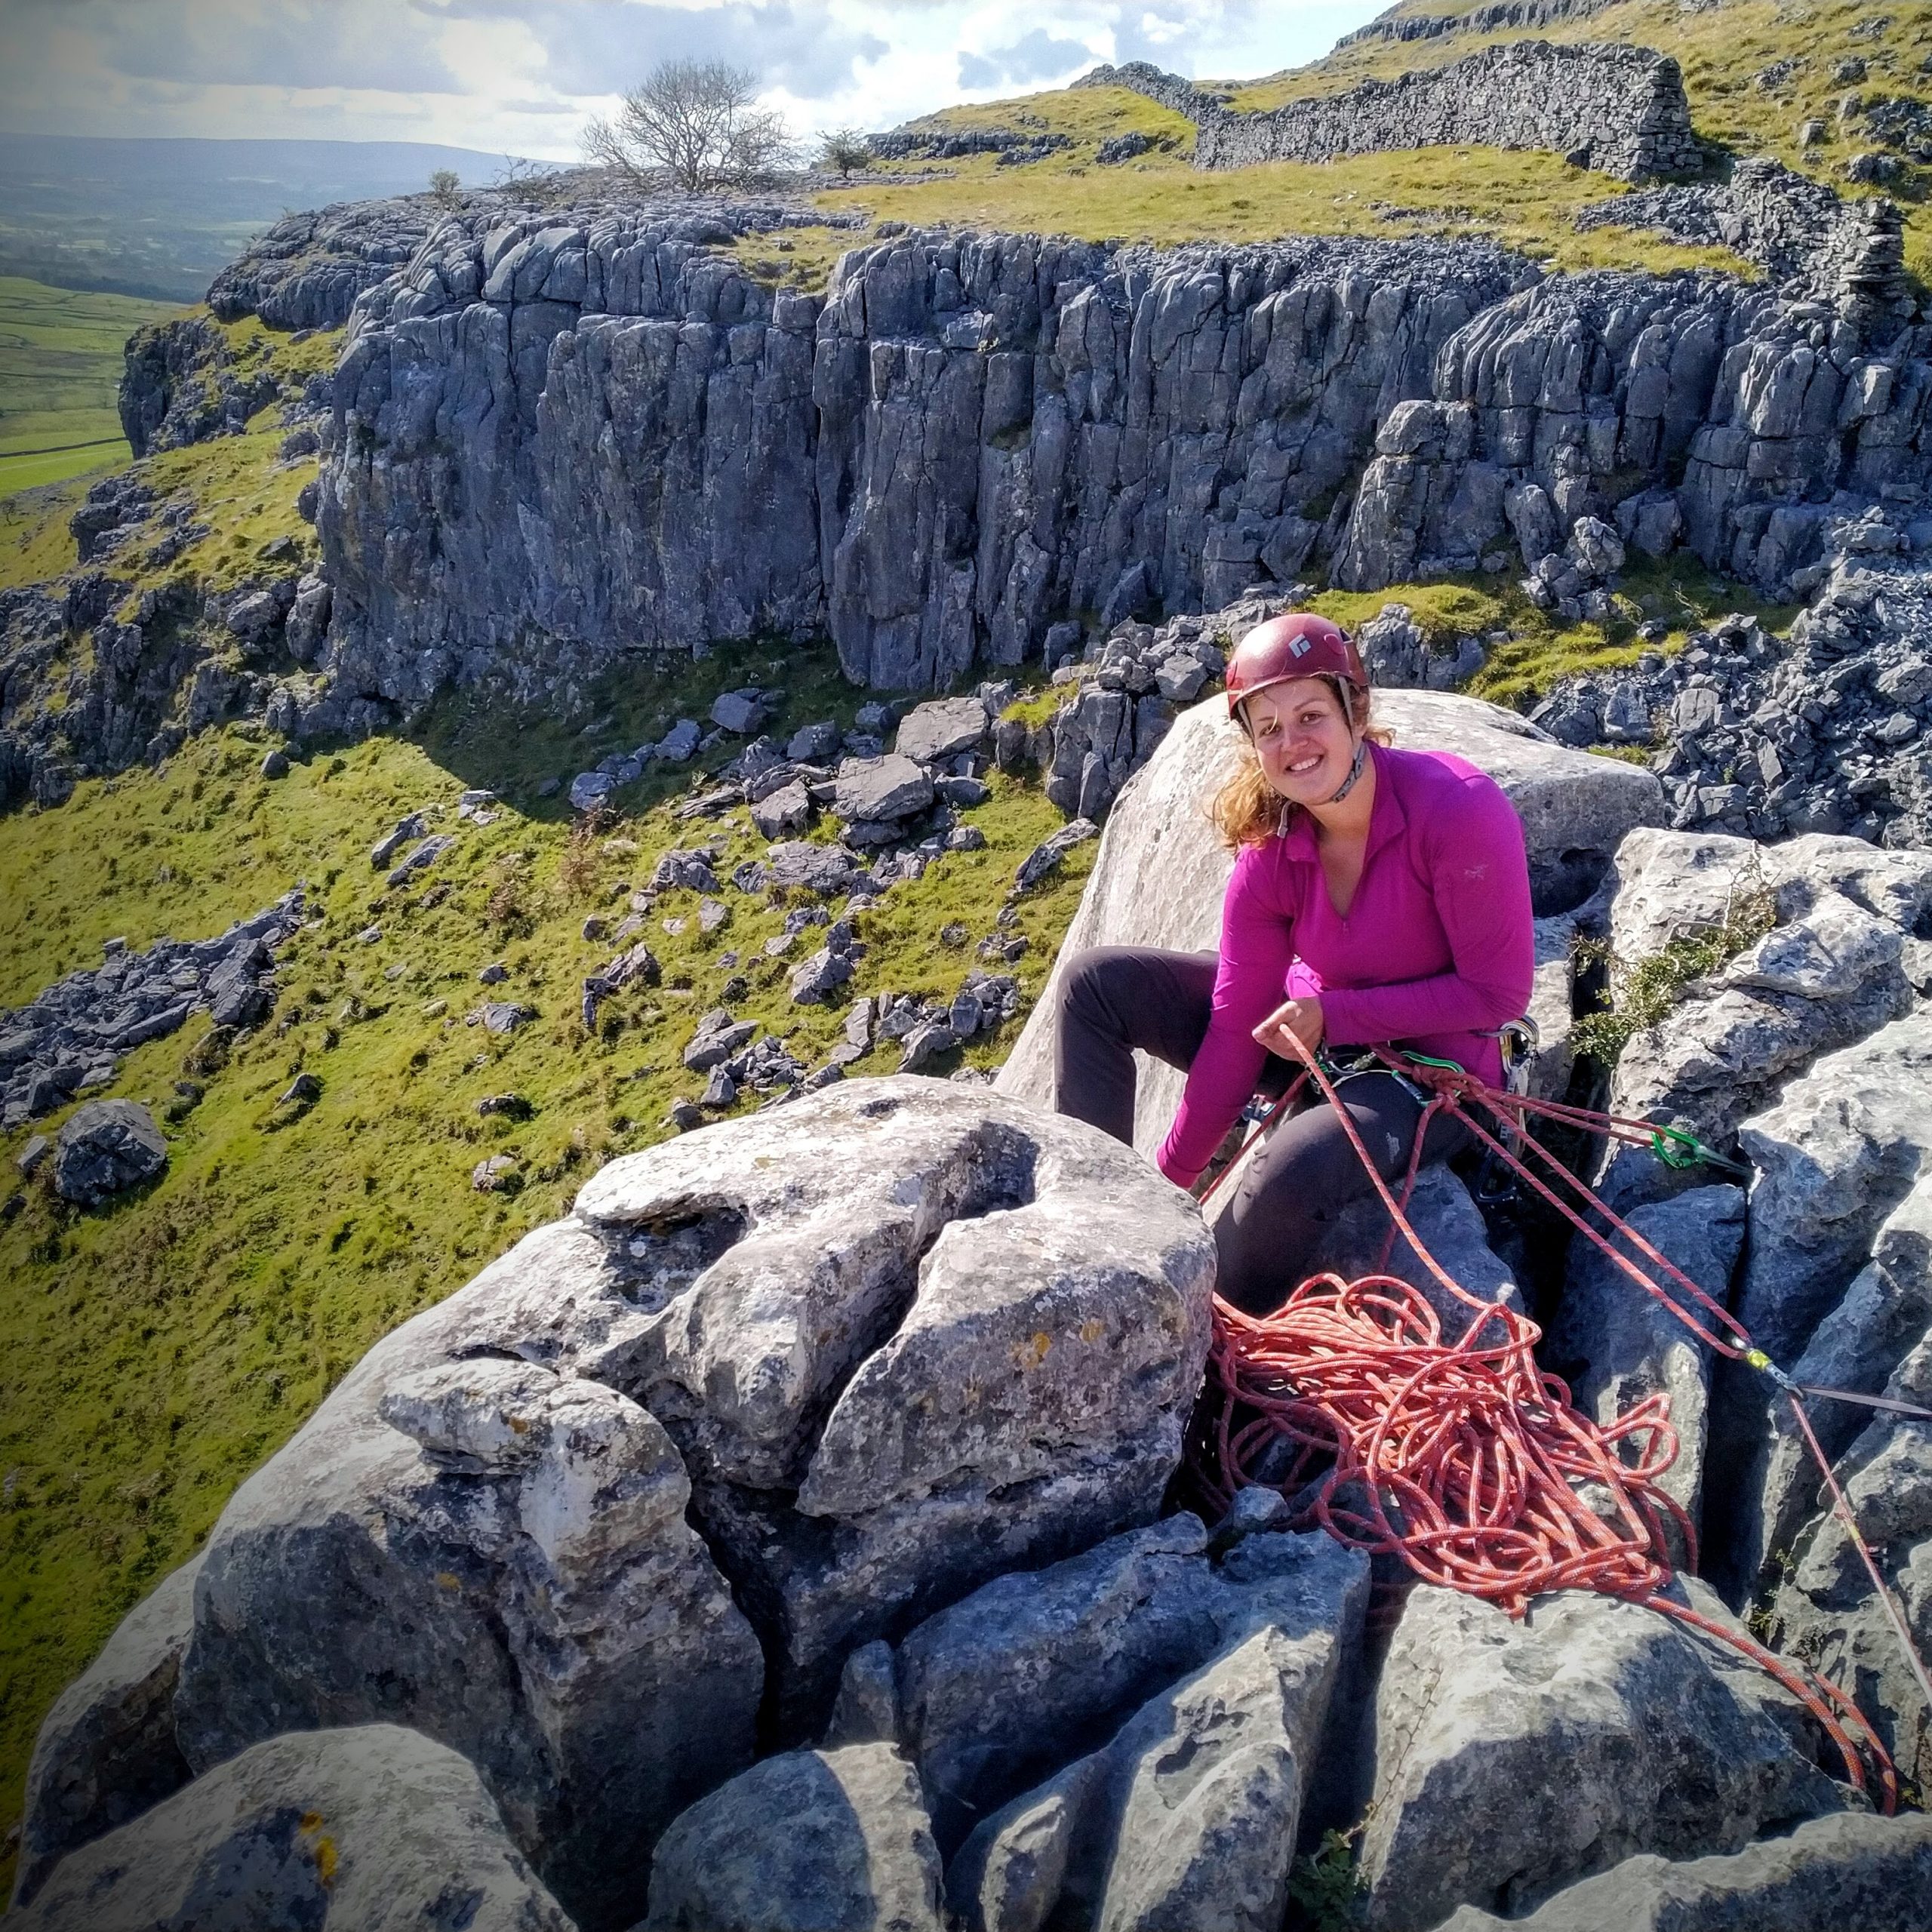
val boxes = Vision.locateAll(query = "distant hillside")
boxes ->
[0,135,528,303]
[0,278,180,496]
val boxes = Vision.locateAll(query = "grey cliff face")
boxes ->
[315,216,1518,704]
[303,192,1930,712]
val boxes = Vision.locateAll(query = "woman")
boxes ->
[1054,611,1536,1316]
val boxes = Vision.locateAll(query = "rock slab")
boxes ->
[14,1724,576,1931]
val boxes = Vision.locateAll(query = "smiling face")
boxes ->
[1238,676,1359,807]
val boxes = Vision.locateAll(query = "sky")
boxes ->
[0,0,1389,157]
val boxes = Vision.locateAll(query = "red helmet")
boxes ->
[1225,613,1367,721]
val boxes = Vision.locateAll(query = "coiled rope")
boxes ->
[1184,1034,1925,1811]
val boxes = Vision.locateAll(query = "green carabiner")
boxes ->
[1651,1125,1751,1180]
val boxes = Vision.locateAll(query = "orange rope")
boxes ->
[1186,1033,1903,1809]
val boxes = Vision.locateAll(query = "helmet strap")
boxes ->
[1325,731,1371,805]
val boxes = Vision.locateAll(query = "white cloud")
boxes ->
[0,0,1388,155]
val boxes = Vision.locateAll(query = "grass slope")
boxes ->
[819,4,1932,285]
[817,85,1750,276]
[0,649,1097,1887]
[0,278,183,498]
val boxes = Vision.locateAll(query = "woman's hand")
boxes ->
[1252,995,1324,1062]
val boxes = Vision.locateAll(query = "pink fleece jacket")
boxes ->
[1157,742,1536,1189]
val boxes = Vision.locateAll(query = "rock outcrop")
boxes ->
[1360,1582,1846,1929]
[41,1080,1217,1929]
[1437,1808,1932,1931]
[297,190,1930,718]
[644,1743,944,1932]
[1,891,300,1129]
[11,1554,202,1907]
[13,1725,576,1932]
[317,216,1521,706]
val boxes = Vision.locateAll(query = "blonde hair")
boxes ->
[1209,678,1388,851]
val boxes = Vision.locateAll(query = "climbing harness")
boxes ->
[1186,1031,1932,1812]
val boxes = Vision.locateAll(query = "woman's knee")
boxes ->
[1058,946,1146,1025]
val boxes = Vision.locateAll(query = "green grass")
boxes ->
[0,641,1094,1890]
[0,277,183,497]
[1228,0,1932,286]
[1291,555,1799,712]
[819,136,1749,279]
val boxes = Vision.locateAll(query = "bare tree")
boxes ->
[583,60,796,192]
[816,128,872,181]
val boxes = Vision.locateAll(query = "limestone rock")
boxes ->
[644,1743,943,1932]
[1736,1007,1932,1369]
[572,1080,1217,1734]
[1434,1809,1932,1931]
[946,1569,1363,1932]
[53,1100,166,1205]
[1358,1583,1845,1930]
[12,1553,202,1906]
[1595,830,1921,1209]
[1545,1184,1746,1535]
[896,697,989,765]
[1764,1331,1932,1796]
[998,691,1663,1154]
[750,778,812,838]
[1733,1174,1932,1594]
[168,1220,764,1930]
[13,1725,575,1932]
[1297,1164,1523,1346]
[897,1515,1367,1855]
[835,753,934,823]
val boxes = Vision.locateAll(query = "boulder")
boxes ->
[711,688,770,735]
[1014,818,1099,892]
[1730,1174,1932,1595]
[943,1538,1365,1932]
[788,720,843,761]
[52,1100,167,1206]
[835,753,934,823]
[895,697,989,766]
[751,779,813,838]
[1764,1331,1932,1798]
[371,812,427,866]
[644,1743,943,1932]
[569,771,617,812]
[765,839,861,896]
[1357,1583,1845,1930]
[998,691,1663,1155]
[1298,1164,1523,1345]
[1544,1183,1746,1535]
[12,1554,202,1906]
[1735,1008,1932,1367]
[896,1515,1367,1855]
[168,1220,764,1931]
[12,1725,575,1932]
[571,1080,1217,1736]
[1435,1808,1932,1931]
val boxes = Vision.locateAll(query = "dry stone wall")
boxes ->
[1084,42,1703,182]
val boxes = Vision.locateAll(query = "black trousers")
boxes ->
[1053,946,1472,1316]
